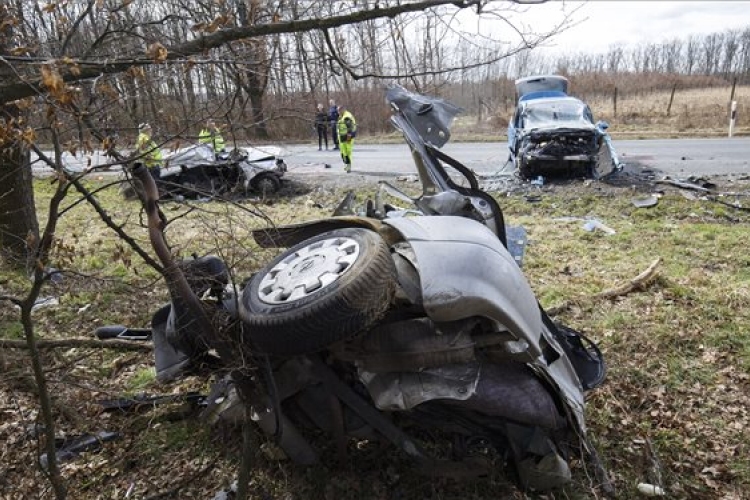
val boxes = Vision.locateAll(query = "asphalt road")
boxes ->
[281,137,750,179]
[34,137,750,180]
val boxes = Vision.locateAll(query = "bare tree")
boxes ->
[0,2,574,498]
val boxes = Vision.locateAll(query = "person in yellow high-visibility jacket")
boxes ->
[136,123,163,178]
[198,119,225,155]
[337,106,357,173]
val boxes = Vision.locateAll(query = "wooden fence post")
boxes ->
[667,83,677,117]
[613,87,618,118]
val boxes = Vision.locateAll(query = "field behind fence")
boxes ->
[471,76,749,140]
[583,85,748,138]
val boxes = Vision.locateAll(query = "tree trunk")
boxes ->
[0,107,39,270]
[0,2,39,269]
[247,82,269,139]
[236,0,270,139]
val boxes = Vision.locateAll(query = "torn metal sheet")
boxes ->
[505,226,528,267]
[632,195,659,208]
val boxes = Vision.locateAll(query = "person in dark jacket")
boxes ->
[328,99,340,150]
[314,103,328,150]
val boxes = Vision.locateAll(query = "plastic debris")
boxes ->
[212,481,238,500]
[581,219,616,235]
[39,430,119,469]
[637,483,665,496]
[530,176,544,186]
[14,296,60,312]
[396,174,419,183]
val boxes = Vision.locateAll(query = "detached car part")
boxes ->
[142,85,610,494]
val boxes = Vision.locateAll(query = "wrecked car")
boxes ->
[125,85,610,494]
[123,144,286,200]
[508,75,621,179]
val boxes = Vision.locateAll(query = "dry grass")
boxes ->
[2,176,750,499]
[588,85,750,138]
[464,85,750,140]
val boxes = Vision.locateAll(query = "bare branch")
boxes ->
[0,337,153,352]
[60,0,97,56]
[0,0,483,103]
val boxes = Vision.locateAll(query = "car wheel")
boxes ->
[253,174,281,196]
[240,228,397,355]
[517,156,533,179]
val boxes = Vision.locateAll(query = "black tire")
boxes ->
[252,174,281,196]
[240,228,396,355]
[517,155,533,179]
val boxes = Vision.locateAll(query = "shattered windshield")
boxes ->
[522,99,594,130]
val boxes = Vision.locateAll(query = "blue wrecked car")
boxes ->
[507,75,621,179]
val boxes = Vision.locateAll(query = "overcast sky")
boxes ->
[508,1,750,54]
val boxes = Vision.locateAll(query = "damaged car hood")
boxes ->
[519,97,596,134]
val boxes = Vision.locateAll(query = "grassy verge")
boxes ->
[1,176,749,499]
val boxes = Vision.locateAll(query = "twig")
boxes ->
[0,338,152,352]
[595,257,662,299]
[655,179,713,193]
[644,436,664,487]
[706,195,750,212]
[142,458,217,500]
[548,258,662,315]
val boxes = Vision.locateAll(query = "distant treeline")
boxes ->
[16,0,747,144]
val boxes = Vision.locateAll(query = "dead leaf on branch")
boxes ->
[10,46,31,56]
[127,66,146,80]
[96,82,120,100]
[61,56,81,76]
[21,127,35,145]
[41,65,64,93]
[0,18,19,31]
[191,15,229,34]
[42,3,58,13]
[205,15,230,33]
[146,42,168,63]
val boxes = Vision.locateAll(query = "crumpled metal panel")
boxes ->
[384,216,542,334]
[360,363,481,411]
[163,144,215,169]
[382,215,586,431]
[386,84,461,148]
